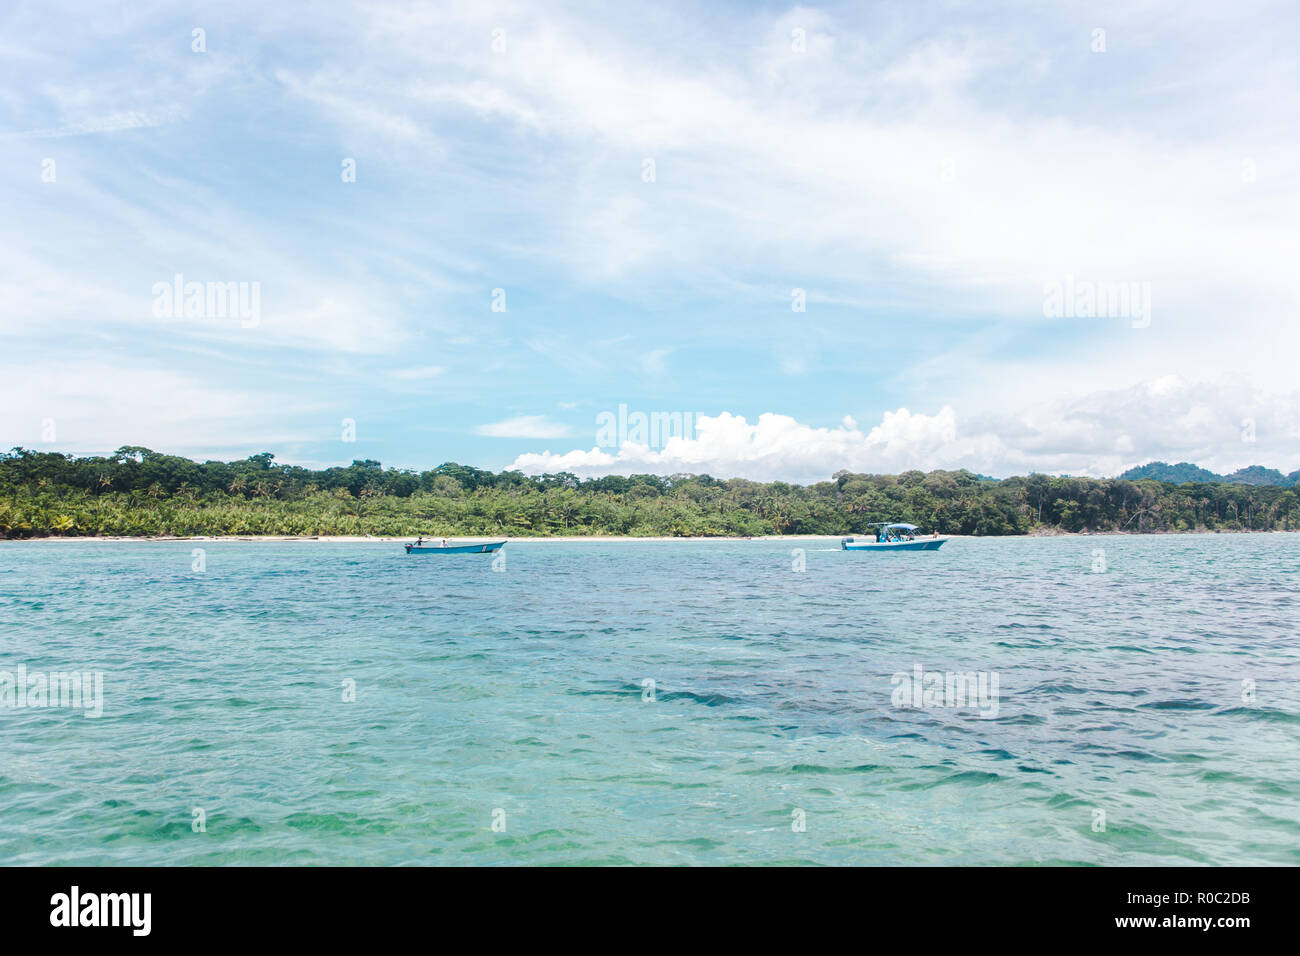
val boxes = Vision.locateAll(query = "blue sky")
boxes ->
[2,1,1298,482]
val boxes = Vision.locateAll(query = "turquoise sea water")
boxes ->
[1,535,1297,866]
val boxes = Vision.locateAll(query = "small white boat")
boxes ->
[842,523,945,551]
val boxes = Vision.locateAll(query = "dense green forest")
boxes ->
[1,446,1297,539]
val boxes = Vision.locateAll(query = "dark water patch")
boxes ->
[1220,706,1300,724]
[785,763,881,775]
[1198,769,1295,796]
[283,811,396,835]
[996,714,1046,726]
[657,689,746,708]
[898,770,1002,791]
[1110,750,1169,763]
[1242,808,1300,839]
[1043,793,1089,809]
[1028,682,1090,694]
[654,836,727,851]
[1166,752,1210,763]
[1138,699,1216,711]
[1080,821,1215,864]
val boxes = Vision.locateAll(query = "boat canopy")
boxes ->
[885,523,918,530]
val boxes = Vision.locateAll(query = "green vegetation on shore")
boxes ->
[2,446,1297,539]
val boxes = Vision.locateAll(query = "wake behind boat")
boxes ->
[842,523,945,551]
[404,538,506,554]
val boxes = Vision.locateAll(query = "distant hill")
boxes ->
[1120,461,1298,486]
[1223,465,1290,486]
[1120,462,1221,483]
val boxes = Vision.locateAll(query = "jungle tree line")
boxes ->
[1,446,1296,538]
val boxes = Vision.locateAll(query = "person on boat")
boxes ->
[416,536,424,546]
[440,538,448,547]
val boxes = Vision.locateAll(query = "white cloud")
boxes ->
[260,0,1300,402]
[275,68,443,152]
[508,378,1300,482]
[335,2,1299,317]
[0,359,324,458]
[510,407,960,482]
[4,0,1297,474]
[5,107,186,138]
[262,295,407,354]
[476,415,575,439]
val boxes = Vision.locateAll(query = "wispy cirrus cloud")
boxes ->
[4,107,186,139]
[476,415,576,439]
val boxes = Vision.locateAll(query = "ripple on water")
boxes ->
[0,534,1298,865]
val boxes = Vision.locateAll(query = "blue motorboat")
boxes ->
[404,540,506,554]
[842,523,945,551]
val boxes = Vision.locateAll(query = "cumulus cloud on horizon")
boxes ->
[508,378,1300,483]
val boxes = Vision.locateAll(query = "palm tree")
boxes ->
[1123,507,1158,533]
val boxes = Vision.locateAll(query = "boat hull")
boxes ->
[843,539,945,551]
[405,541,505,554]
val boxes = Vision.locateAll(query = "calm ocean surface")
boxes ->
[1,535,1297,866]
